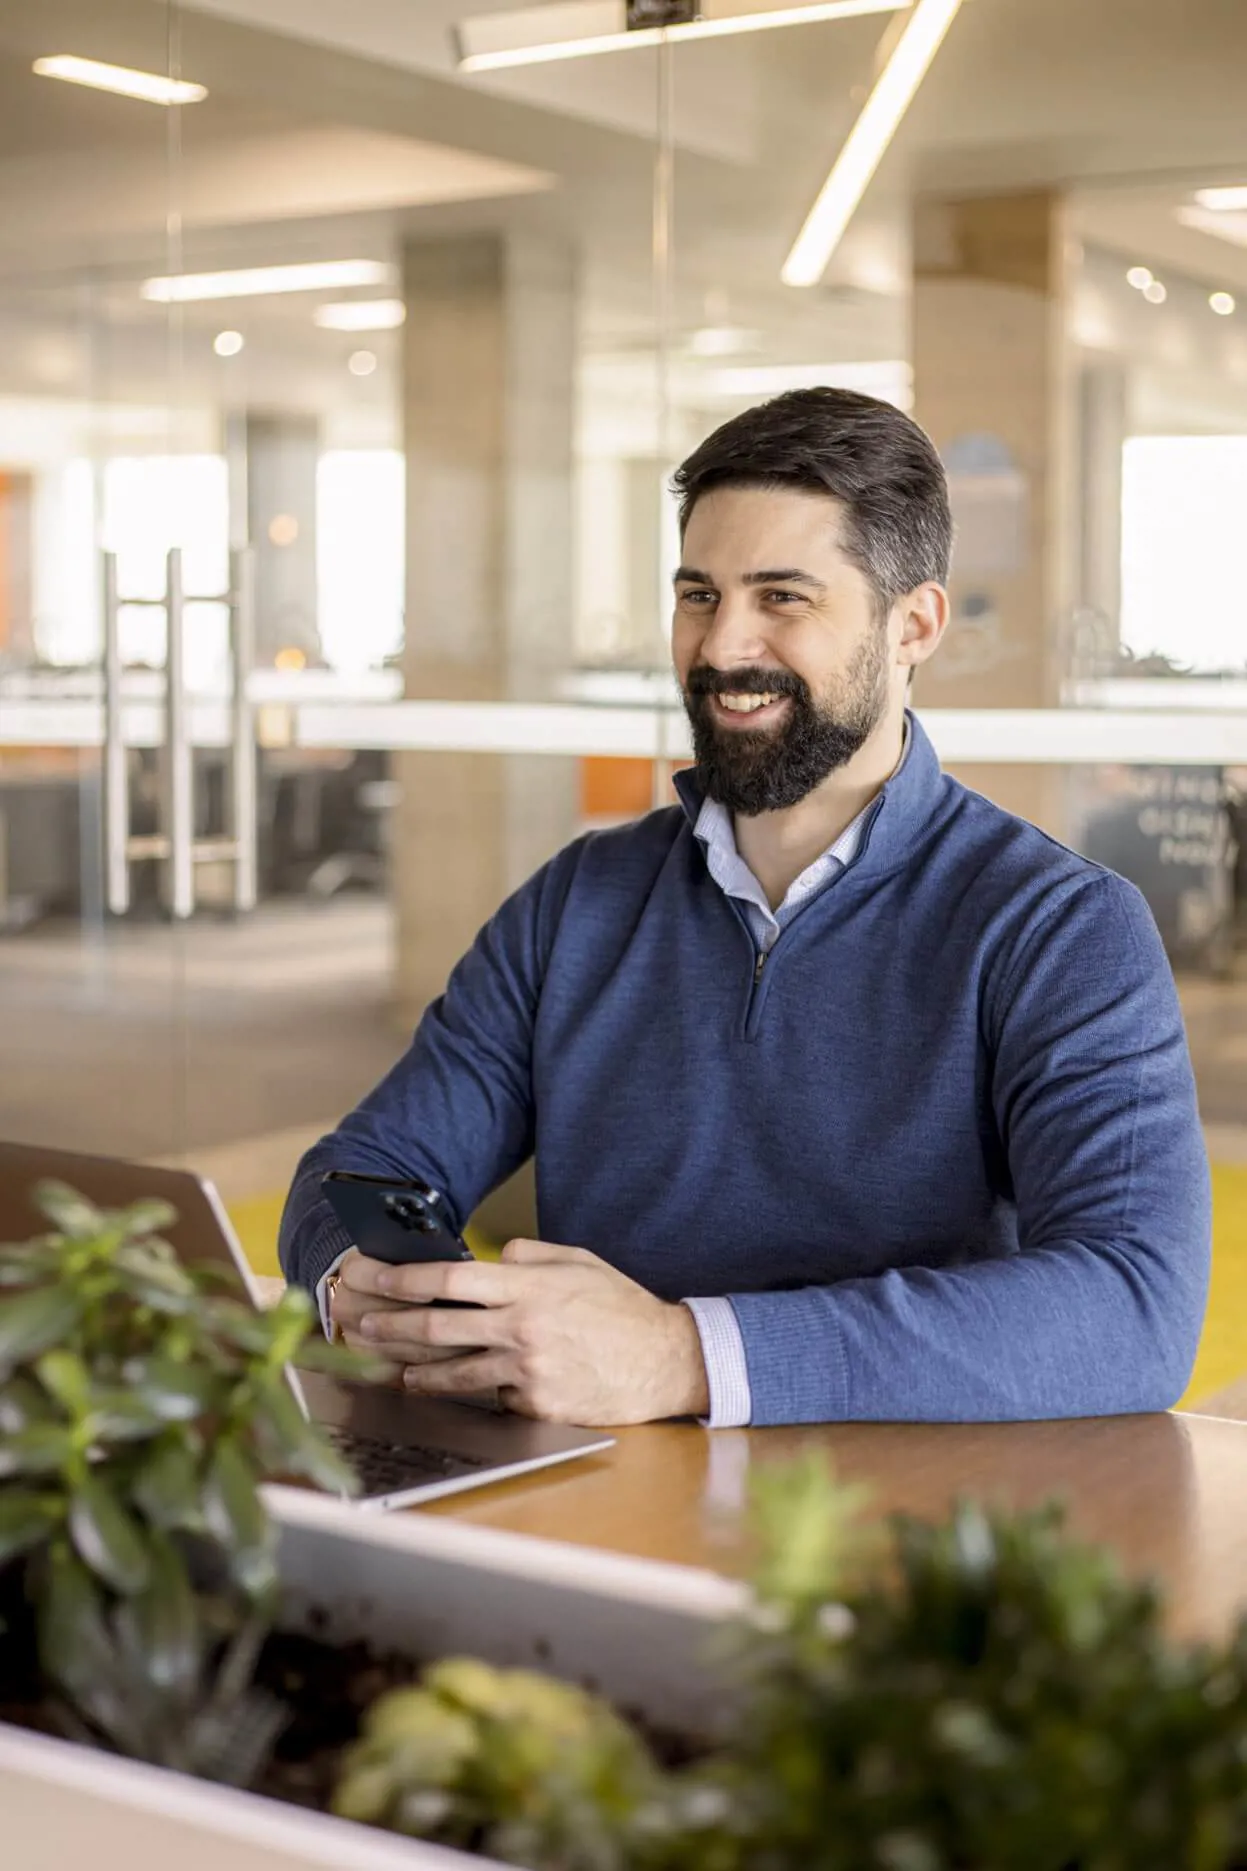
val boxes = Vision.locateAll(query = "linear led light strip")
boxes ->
[33,55,207,106]
[782,0,965,286]
[140,260,394,304]
[455,0,908,73]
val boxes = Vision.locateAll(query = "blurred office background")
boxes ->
[1,0,1246,1400]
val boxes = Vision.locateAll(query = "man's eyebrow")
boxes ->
[672,565,827,590]
[742,567,826,590]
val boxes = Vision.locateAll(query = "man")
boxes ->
[280,388,1210,1428]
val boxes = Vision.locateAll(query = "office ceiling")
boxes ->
[0,0,1245,420]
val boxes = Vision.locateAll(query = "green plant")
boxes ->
[664,1459,1247,1871]
[333,1656,663,1869]
[0,1180,366,1781]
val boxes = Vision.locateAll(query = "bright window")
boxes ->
[1121,436,1247,673]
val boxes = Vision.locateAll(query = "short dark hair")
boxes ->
[671,387,953,611]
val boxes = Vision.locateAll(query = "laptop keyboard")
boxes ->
[324,1425,495,1497]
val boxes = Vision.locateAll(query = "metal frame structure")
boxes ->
[100,546,257,920]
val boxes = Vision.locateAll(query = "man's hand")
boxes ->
[330,1240,711,1426]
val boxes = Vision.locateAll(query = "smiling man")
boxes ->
[280,388,1210,1428]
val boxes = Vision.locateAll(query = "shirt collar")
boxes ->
[675,708,943,881]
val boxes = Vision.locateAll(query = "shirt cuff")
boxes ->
[683,1296,753,1428]
[314,1244,354,1339]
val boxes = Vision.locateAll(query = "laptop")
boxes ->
[0,1140,615,1510]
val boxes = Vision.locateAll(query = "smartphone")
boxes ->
[320,1172,479,1307]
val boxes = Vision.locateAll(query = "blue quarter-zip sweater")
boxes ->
[280,713,1210,1425]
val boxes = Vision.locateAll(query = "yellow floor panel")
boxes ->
[226,1167,1247,1405]
[1183,1163,1247,1405]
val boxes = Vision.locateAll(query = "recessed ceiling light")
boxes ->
[348,350,378,377]
[1143,280,1168,305]
[1126,266,1153,290]
[313,300,406,332]
[213,329,244,357]
[33,55,207,106]
[1210,291,1237,316]
[1193,186,1247,213]
[141,260,393,304]
[455,0,907,72]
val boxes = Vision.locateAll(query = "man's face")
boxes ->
[672,485,893,816]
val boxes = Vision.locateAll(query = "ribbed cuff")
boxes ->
[682,1296,753,1428]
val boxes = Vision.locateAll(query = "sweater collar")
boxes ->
[673,708,943,880]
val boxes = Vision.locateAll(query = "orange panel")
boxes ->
[580,756,655,818]
[0,472,10,652]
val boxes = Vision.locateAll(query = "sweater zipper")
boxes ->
[753,949,766,986]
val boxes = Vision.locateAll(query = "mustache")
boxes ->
[684,666,809,702]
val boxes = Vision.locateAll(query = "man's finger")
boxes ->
[342,1332,460,1368]
[359,1302,512,1350]
[402,1352,517,1398]
[500,1238,597,1267]
[364,1257,520,1307]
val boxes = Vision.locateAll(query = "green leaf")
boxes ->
[203,1436,275,1596]
[0,1242,63,1286]
[0,1490,61,1565]
[120,1355,218,1422]
[118,1198,177,1239]
[35,1347,92,1417]
[118,1532,202,1697]
[254,1374,360,1496]
[113,1247,199,1314]
[263,1287,317,1366]
[0,1422,74,1478]
[87,1391,168,1443]
[69,1474,152,1594]
[0,1373,57,1434]
[39,1544,140,1751]
[33,1180,107,1239]
[201,1300,278,1355]
[132,1437,204,1531]
[0,1284,85,1374]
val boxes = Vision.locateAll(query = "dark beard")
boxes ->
[682,642,888,816]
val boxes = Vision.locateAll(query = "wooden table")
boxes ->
[421,1411,1247,1644]
[260,1282,1247,1643]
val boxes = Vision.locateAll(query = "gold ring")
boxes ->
[326,1268,345,1344]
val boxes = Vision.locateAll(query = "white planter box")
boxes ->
[0,1486,748,1871]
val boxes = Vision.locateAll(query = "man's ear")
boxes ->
[896,581,949,677]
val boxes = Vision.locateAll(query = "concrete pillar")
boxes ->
[394,232,579,1029]
[912,190,1076,834]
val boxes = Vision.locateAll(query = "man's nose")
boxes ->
[697,597,769,669]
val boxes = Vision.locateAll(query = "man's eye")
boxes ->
[765,590,803,604]
[680,589,717,605]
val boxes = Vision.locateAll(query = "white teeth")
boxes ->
[718,693,778,713]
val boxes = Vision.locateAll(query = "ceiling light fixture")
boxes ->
[1210,291,1237,316]
[213,330,244,357]
[348,350,378,377]
[1126,266,1153,290]
[455,0,907,73]
[1193,186,1247,213]
[33,54,207,106]
[1142,280,1168,305]
[1177,205,1247,252]
[782,0,964,286]
[313,299,407,332]
[141,260,392,304]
